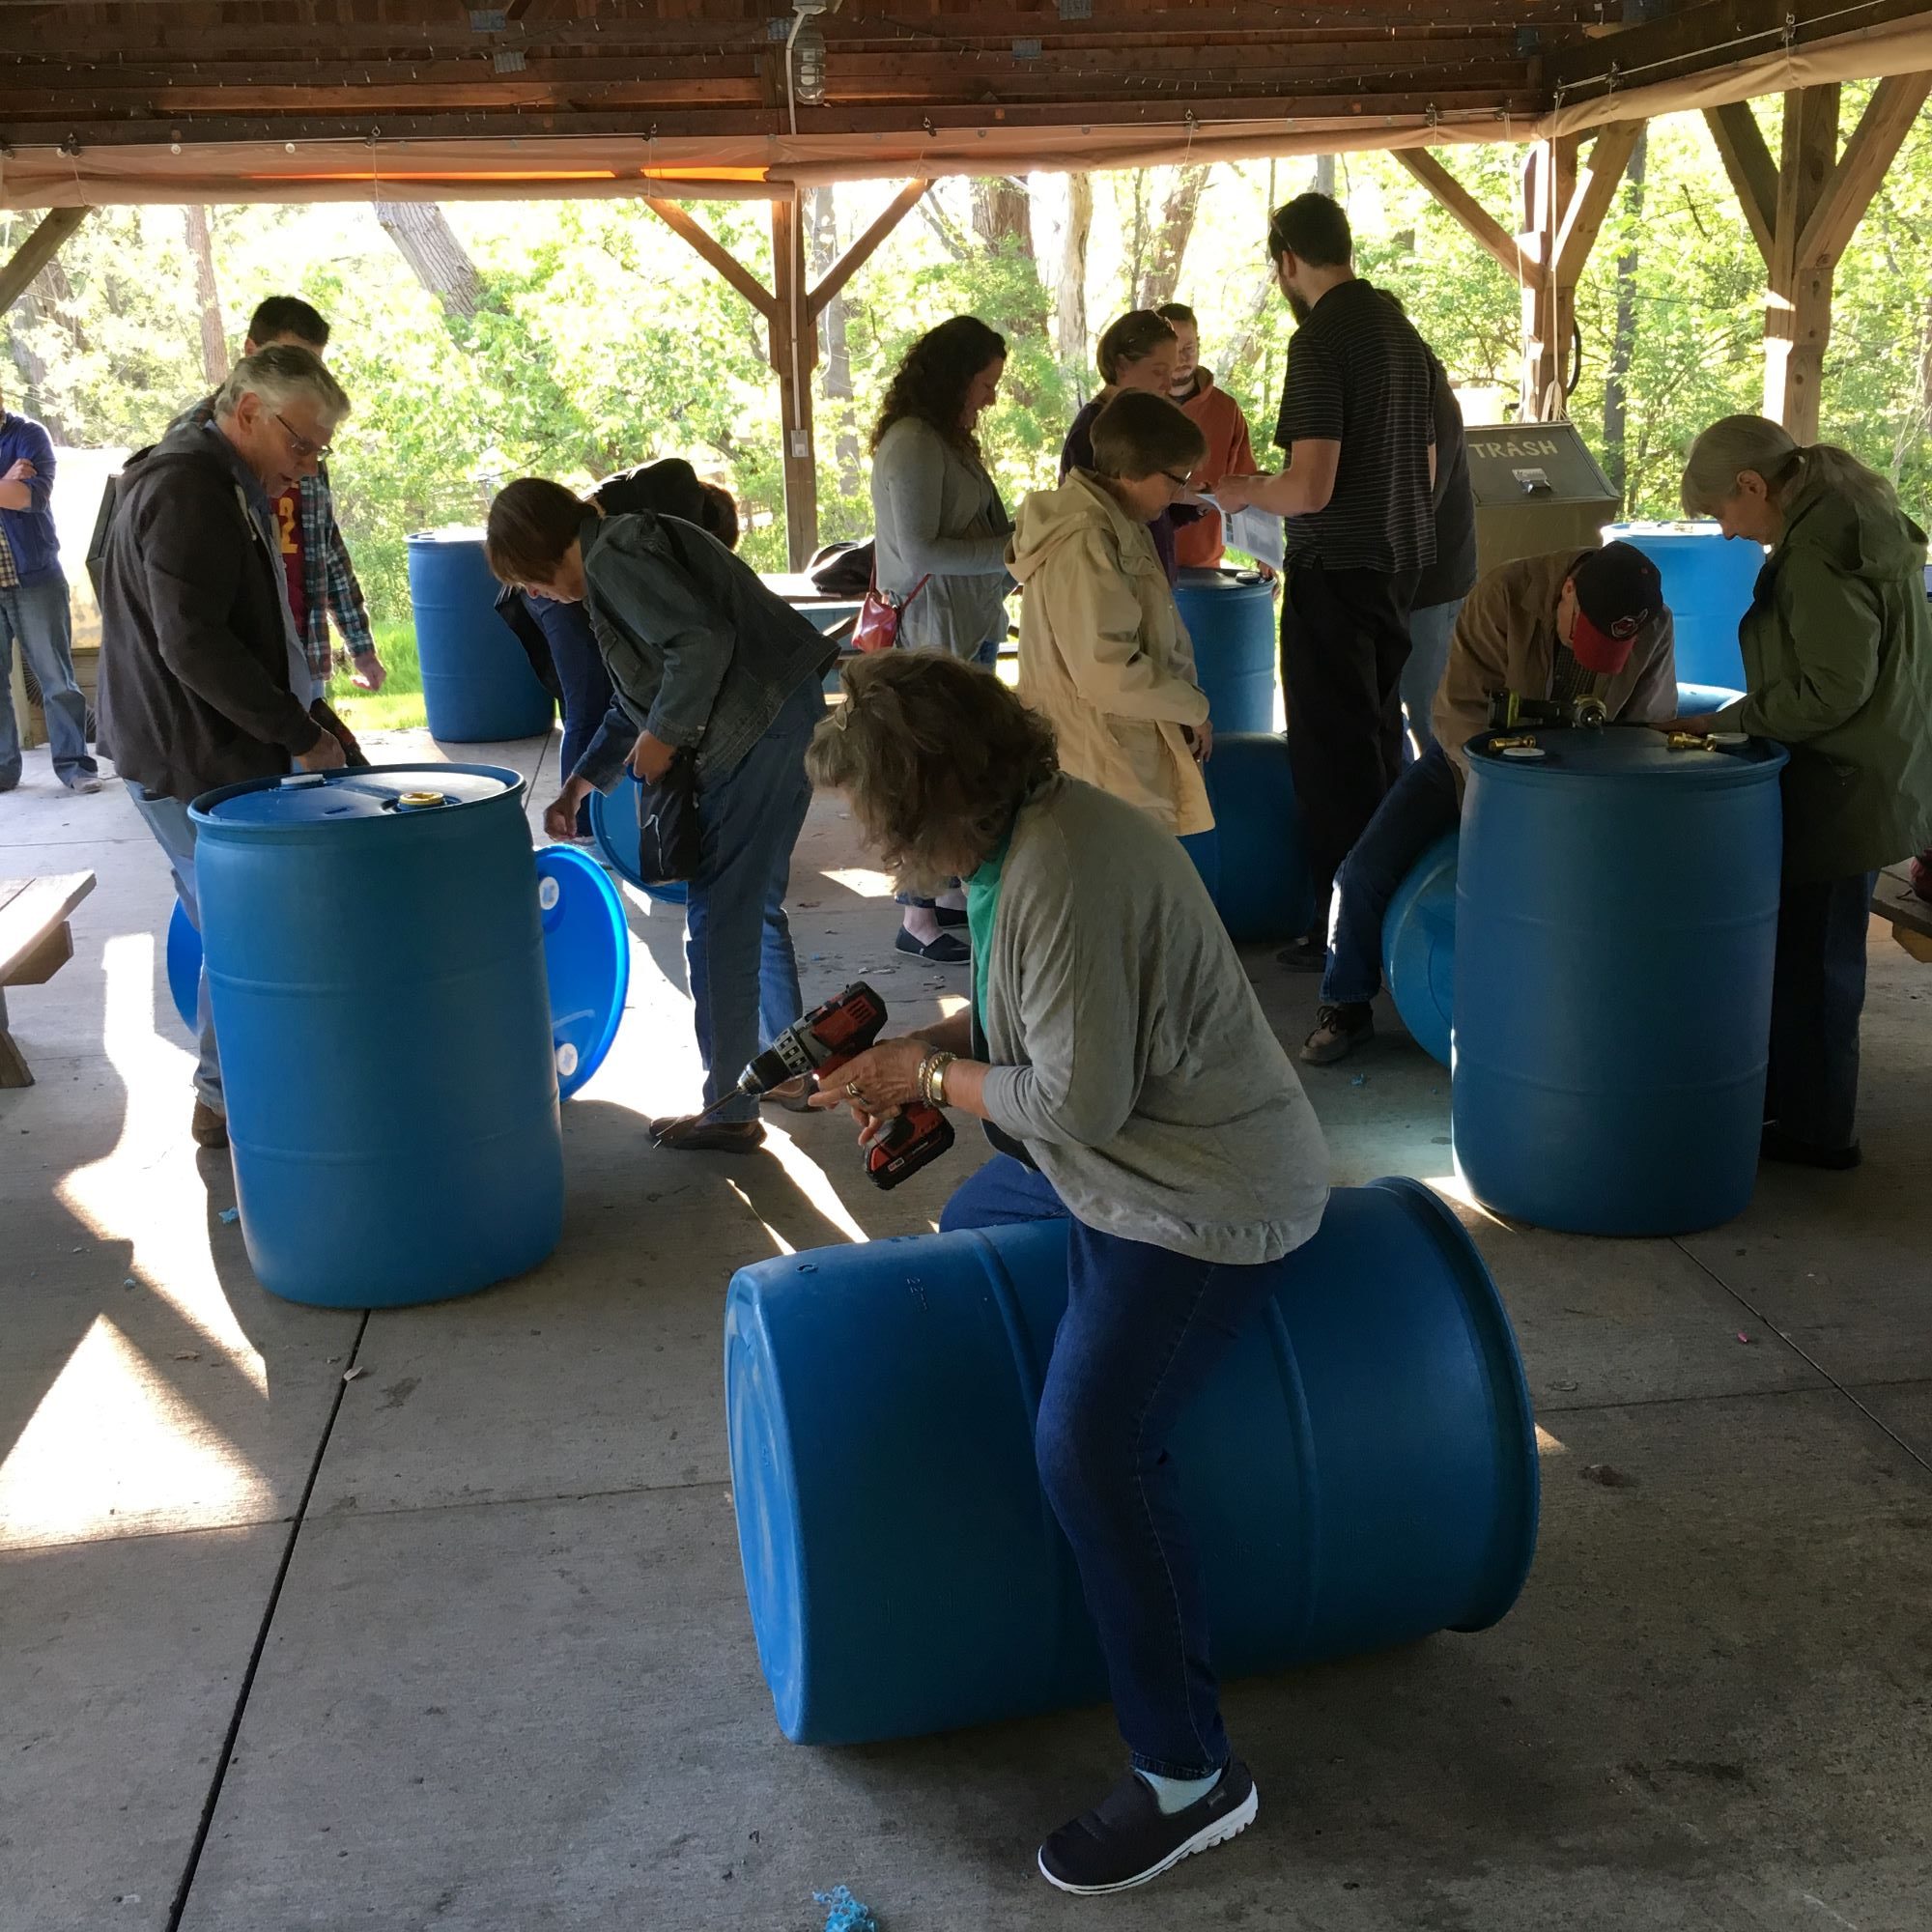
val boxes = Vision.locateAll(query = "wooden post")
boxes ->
[0,207,91,315]
[645,184,930,572]
[769,195,818,571]
[1399,128,1639,423]
[1707,77,1930,441]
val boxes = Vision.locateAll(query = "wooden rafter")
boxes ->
[809,177,929,320]
[1795,71,1932,269]
[0,206,90,313]
[1553,120,1643,283]
[1703,99,1778,263]
[1392,147,1525,278]
[643,198,776,319]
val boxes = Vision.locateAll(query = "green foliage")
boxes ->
[7,121,1931,643]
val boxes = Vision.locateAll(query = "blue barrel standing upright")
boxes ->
[1174,567,1278,735]
[409,529,556,742]
[190,765,564,1306]
[1453,727,1787,1235]
[724,1179,1539,1747]
[1605,523,1763,693]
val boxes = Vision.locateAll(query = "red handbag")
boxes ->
[852,567,930,653]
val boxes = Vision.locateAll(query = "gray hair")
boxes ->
[215,343,351,425]
[1681,412,1895,521]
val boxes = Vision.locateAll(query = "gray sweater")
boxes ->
[980,777,1330,1264]
[869,416,1012,657]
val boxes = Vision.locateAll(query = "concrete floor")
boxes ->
[3,729,1929,1932]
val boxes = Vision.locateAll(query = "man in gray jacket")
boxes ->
[97,346,352,1148]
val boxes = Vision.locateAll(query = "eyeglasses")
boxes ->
[1161,469,1194,489]
[274,412,333,462]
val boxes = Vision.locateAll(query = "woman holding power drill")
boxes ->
[805,652,1330,1895]
[486,478,837,1152]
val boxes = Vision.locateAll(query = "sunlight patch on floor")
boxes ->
[819,866,895,899]
[0,1315,271,1548]
[760,1126,868,1246]
[56,934,268,1390]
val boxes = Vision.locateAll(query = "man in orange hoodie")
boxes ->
[1157,302,1264,573]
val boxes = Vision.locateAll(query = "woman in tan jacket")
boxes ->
[1009,391,1214,838]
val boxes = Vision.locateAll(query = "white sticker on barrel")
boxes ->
[1502,746,1547,760]
[538,876,561,911]
[555,1043,579,1077]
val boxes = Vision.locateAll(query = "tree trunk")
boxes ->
[807,185,862,494]
[1313,153,1338,197]
[183,206,230,388]
[1603,124,1648,506]
[1137,165,1210,311]
[1123,171,1152,312]
[374,200,483,321]
[1056,171,1094,391]
[971,177,1035,256]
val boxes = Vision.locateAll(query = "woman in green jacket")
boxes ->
[1677,415,1932,1168]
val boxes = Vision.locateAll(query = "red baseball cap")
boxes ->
[1569,542,1662,674]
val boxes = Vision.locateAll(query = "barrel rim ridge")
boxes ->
[1360,1176,1541,1626]
[1463,733,1788,790]
[188,761,529,830]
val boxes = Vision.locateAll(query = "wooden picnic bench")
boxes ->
[0,872,97,1088]
[1872,863,1932,963]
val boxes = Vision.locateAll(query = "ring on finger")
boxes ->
[845,1080,866,1103]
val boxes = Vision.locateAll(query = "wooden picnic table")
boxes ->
[0,871,97,1087]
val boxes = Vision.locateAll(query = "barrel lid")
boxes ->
[1465,725,1786,784]
[191,763,521,827]
[406,525,486,545]
[1603,519,1729,542]
[587,773,690,905]
[1174,566,1267,592]
[534,844,630,1100]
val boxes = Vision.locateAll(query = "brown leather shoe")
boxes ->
[191,1100,229,1150]
[649,1114,765,1153]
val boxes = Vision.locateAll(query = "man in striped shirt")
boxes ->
[1216,193,1439,961]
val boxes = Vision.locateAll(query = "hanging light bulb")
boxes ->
[791,17,828,104]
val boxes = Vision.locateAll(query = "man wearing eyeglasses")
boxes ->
[97,345,355,1150]
[180,296,385,702]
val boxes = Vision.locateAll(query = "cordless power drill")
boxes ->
[728,980,955,1191]
[1485,689,1610,731]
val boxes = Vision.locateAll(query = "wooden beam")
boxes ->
[1795,71,1932,270]
[0,206,90,314]
[642,198,774,320]
[1703,99,1778,264]
[808,177,929,321]
[768,195,818,572]
[1392,147,1525,278]
[1552,119,1643,284]
[1763,84,1840,440]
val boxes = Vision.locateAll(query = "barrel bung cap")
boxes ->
[395,790,450,810]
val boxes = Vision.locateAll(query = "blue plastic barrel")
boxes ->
[1381,831,1458,1067]
[189,764,564,1307]
[409,530,556,743]
[533,844,630,1099]
[1179,826,1221,901]
[725,1178,1538,1747]
[1201,732,1316,941]
[1453,727,1787,1235]
[1174,568,1277,735]
[165,899,201,1035]
[1605,524,1763,692]
[587,773,689,906]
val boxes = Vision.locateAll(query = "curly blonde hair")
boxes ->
[807,653,1058,891]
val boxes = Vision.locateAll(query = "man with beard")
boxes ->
[1216,193,1437,967]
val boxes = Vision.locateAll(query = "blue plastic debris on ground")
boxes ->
[218,1208,240,1224]
[813,1886,879,1932]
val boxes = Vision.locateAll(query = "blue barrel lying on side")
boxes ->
[191,765,564,1307]
[1677,681,1745,716]
[410,529,556,743]
[1453,726,1787,1235]
[724,1178,1539,1747]
[1201,732,1316,942]
[1605,523,1762,693]
[1174,568,1278,735]
[1382,831,1459,1068]
[587,772,689,907]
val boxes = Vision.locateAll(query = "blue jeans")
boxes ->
[1400,597,1463,760]
[1767,870,1878,1151]
[129,786,223,1112]
[528,594,614,834]
[0,574,94,787]
[943,1155,1293,1777]
[1322,739,1461,1006]
[686,675,824,1123]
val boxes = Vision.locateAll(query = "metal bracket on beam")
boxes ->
[469,10,508,31]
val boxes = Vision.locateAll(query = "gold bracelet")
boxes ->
[920,1051,958,1108]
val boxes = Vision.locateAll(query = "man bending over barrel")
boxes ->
[1297,542,1676,1066]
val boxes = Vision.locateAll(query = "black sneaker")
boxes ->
[1760,1125,1861,1171]
[1301,1002,1374,1065]
[1275,933,1326,973]
[1037,1760,1257,1895]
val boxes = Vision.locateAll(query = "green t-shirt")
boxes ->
[965,829,1012,1036]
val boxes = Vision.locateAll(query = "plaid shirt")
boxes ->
[294,463,376,679]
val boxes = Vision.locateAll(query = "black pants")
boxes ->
[1766,870,1878,1152]
[1281,562,1421,923]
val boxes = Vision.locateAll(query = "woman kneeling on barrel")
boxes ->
[806,652,1330,1894]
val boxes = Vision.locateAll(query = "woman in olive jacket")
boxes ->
[1677,414,1932,1168]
